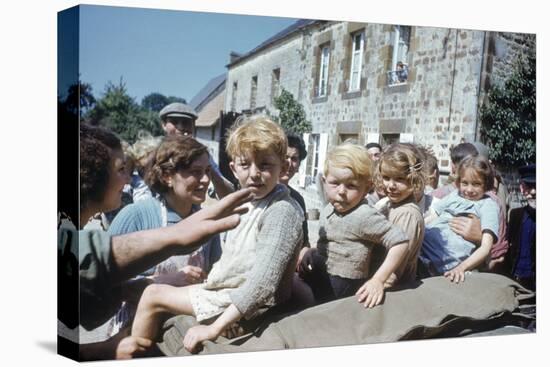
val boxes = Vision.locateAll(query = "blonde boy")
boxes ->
[299,143,409,307]
[119,115,304,357]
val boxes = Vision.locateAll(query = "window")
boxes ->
[305,134,320,183]
[231,82,238,111]
[271,68,281,101]
[339,133,359,144]
[388,25,411,85]
[250,76,258,109]
[317,45,330,97]
[381,133,400,146]
[348,32,364,92]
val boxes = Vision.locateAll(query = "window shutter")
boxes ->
[299,133,310,188]
[317,133,329,178]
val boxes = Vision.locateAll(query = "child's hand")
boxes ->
[183,324,220,354]
[152,265,205,286]
[444,265,468,283]
[296,247,311,271]
[356,278,385,308]
[181,265,206,283]
[298,248,317,276]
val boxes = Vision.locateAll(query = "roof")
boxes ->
[189,73,226,111]
[195,90,225,127]
[227,19,320,67]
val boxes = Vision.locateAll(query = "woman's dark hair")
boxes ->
[287,133,307,161]
[145,135,209,195]
[80,124,122,209]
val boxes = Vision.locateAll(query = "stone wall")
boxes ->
[224,21,534,210]
[226,21,489,173]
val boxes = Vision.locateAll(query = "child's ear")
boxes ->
[321,174,326,184]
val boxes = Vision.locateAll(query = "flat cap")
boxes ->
[518,164,536,184]
[159,102,198,121]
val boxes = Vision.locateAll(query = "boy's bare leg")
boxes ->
[131,283,196,340]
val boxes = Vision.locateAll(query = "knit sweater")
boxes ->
[228,185,304,318]
[317,200,409,279]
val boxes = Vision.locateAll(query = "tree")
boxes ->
[479,49,535,168]
[141,93,187,112]
[271,89,311,134]
[141,92,169,112]
[63,81,96,120]
[86,79,163,143]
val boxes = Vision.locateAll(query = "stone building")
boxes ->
[190,73,226,160]
[223,19,534,209]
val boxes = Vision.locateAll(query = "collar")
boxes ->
[165,203,199,225]
[327,198,367,218]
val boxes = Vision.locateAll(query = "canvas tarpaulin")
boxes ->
[157,273,535,356]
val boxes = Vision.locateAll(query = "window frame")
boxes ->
[388,25,411,86]
[348,31,364,92]
[317,44,330,97]
[250,75,258,109]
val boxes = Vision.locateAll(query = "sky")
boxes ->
[77,5,297,104]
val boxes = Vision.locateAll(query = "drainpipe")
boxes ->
[447,28,459,135]
[474,31,487,142]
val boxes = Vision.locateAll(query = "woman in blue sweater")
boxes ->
[109,134,221,280]
[107,135,221,335]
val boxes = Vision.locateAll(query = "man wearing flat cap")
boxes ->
[159,102,235,198]
[505,164,536,291]
[159,102,198,136]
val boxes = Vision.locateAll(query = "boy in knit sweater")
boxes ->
[299,143,409,307]
[117,116,303,358]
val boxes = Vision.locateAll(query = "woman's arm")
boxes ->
[444,232,494,283]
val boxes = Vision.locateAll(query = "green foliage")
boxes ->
[272,89,311,134]
[479,50,536,168]
[141,93,186,112]
[62,81,96,120]
[85,79,164,143]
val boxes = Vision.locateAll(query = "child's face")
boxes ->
[458,168,485,201]
[380,163,414,204]
[323,165,369,214]
[166,152,211,206]
[230,149,287,200]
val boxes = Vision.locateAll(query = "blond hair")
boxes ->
[129,131,163,163]
[324,143,373,184]
[376,143,425,196]
[225,115,287,162]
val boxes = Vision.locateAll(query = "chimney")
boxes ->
[229,51,242,64]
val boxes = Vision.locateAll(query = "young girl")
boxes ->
[299,143,409,307]
[118,115,304,357]
[372,143,426,287]
[420,155,500,282]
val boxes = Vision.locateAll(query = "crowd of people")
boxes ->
[58,101,536,360]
